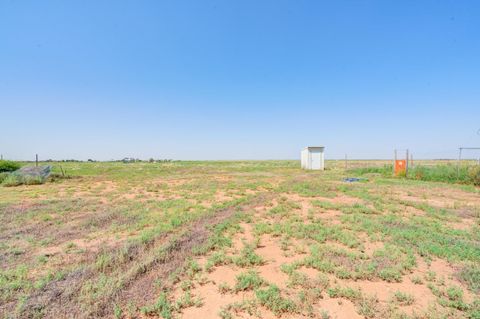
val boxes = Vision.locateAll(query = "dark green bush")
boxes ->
[0,160,21,173]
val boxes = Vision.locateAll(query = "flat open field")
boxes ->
[1,161,479,319]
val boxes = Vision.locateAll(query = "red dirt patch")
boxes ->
[316,298,363,319]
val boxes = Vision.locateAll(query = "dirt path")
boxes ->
[18,193,273,319]
[116,193,273,310]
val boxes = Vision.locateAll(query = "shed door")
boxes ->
[310,149,321,169]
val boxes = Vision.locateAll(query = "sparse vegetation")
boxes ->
[0,160,478,318]
[351,162,480,186]
[393,291,415,305]
[327,286,363,301]
[234,270,265,291]
[233,244,264,267]
[141,293,172,318]
[255,285,297,315]
[458,265,480,294]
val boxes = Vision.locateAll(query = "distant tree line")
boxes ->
[12,158,177,163]
[121,158,174,163]
[44,159,83,162]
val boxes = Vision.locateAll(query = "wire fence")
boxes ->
[333,151,480,186]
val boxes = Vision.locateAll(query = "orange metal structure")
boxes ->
[394,160,407,176]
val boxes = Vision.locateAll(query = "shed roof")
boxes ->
[304,146,325,150]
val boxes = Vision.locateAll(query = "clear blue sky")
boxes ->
[1,1,479,160]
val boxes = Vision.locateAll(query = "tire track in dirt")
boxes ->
[115,193,273,312]
[18,193,272,319]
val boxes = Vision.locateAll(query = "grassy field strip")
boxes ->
[14,193,272,318]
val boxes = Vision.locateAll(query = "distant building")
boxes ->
[122,157,136,163]
[301,146,325,170]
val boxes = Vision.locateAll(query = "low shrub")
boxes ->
[408,165,460,183]
[255,285,297,315]
[233,245,264,267]
[458,266,480,294]
[352,163,480,186]
[327,286,362,300]
[1,174,22,187]
[348,165,392,177]
[234,270,265,292]
[141,293,172,318]
[468,166,480,186]
[0,172,9,183]
[393,291,415,305]
[407,164,480,185]
[1,174,45,187]
[22,175,44,185]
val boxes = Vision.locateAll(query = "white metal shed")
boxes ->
[301,146,325,170]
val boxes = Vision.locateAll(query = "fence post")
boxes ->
[393,149,397,176]
[406,149,409,177]
[457,148,462,180]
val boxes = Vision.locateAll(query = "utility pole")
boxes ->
[344,154,348,170]
[36,154,38,167]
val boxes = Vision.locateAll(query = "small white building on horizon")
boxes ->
[301,146,325,170]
